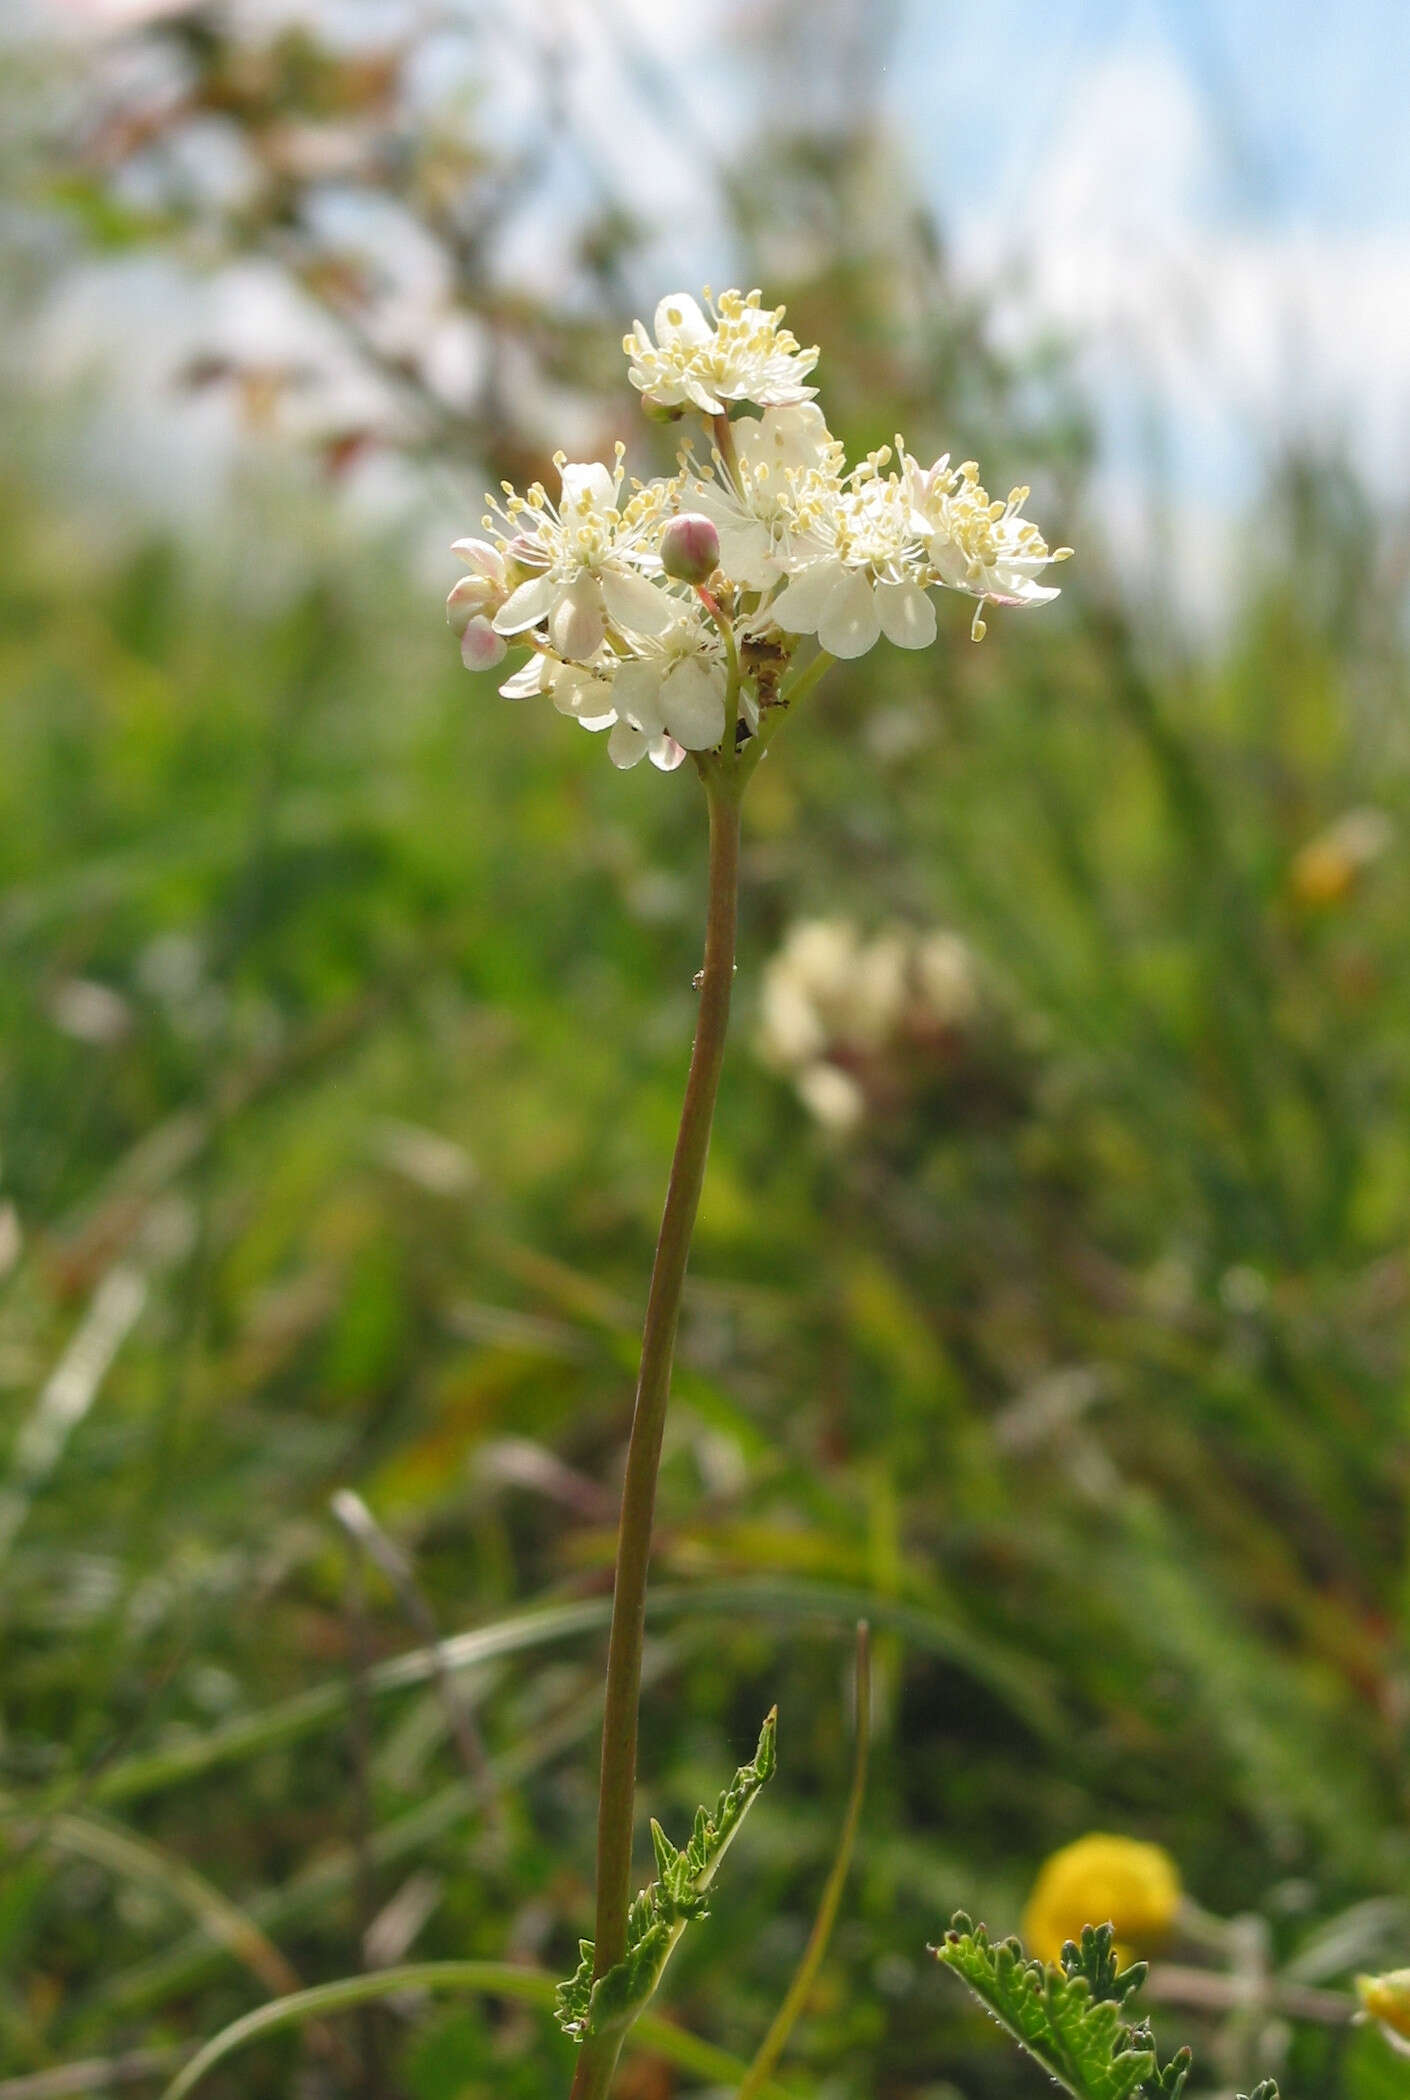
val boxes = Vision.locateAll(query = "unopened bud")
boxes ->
[660,511,721,585]
[446,572,504,635]
[460,616,508,671]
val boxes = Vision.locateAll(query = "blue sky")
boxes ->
[856,0,1410,605]
[890,0,1410,237]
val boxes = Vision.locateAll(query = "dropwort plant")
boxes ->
[448,289,1077,2099]
[137,288,1376,2100]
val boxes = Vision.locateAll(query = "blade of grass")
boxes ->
[10,1808,301,2000]
[89,1655,665,2016]
[0,2047,182,2099]
[736,1623,871,2100]
[24,1577,1052,1819]
[154,1963,802,2100]
[9,1808,357,2079]
[330,1489,500,1825]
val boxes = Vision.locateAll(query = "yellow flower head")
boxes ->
[1021,1834,1181,1966]
[1357,1970,1410,2051]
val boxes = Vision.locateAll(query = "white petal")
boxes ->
[659,659,726,750]
[818,570,882,659]
[649,735,688,772]
[460,617,507,670]
[874,579,937,650]
[735,403,834,475]
[451,537,505,580]
[498,654,547,699]
[684,376,725,414]
[550,576,607,662]
[612,659,666,732]
[769,560,843,635]
[559,461,616,512]
[608,720,649,769]
[601,565,673,636]
[716,519,775,589]
[653,293,711,347]
[493,572,558,634]
[551,667,613,721]
[637,377,689,407]
[986,578,1061,607]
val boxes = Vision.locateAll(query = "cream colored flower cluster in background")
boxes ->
[756,918,985,1133]
[448,289,1069,771]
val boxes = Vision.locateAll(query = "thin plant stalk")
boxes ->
[571,767,743,2100]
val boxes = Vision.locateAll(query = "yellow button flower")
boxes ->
[1357,1970,1410,2050]
[1021,1834,1181,1966]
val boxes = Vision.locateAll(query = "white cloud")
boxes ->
[946,41,1410,613]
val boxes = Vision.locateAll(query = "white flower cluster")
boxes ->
[757,918,985,1132]
[448,289,1069,771]
[756,919,987,1134]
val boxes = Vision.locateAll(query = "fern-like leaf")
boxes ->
[555,1711,777,2043]
[934,1914,1195,2100]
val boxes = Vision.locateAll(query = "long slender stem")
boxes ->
[571,776,743,2100]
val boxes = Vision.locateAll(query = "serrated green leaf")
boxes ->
[934,1912,1195,2100]
[555,1711,776,2044]
[1061,1923,1150,2006]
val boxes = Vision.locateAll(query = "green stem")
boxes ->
[571,776,744,2100]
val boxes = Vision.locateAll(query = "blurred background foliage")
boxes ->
[2,3,1410,2097]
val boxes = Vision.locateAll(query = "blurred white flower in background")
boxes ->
[756,919,986,1133]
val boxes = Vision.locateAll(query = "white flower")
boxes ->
[606,613,731,769]
[447,285,1071,774]
[767,456,937,659]
[795,1062,866,1134]
[682,403,842,590]
[446,537,508,634]
[915,932,981,1028]
[757,918,985,1133]
[905,454,1071,640]
[495,644,688,775]
[487,451,675,663]
[625,289,819,416]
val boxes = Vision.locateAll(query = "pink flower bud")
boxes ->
[460,616,508,671]
[660,512,721,585]
[446,573,503,635]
